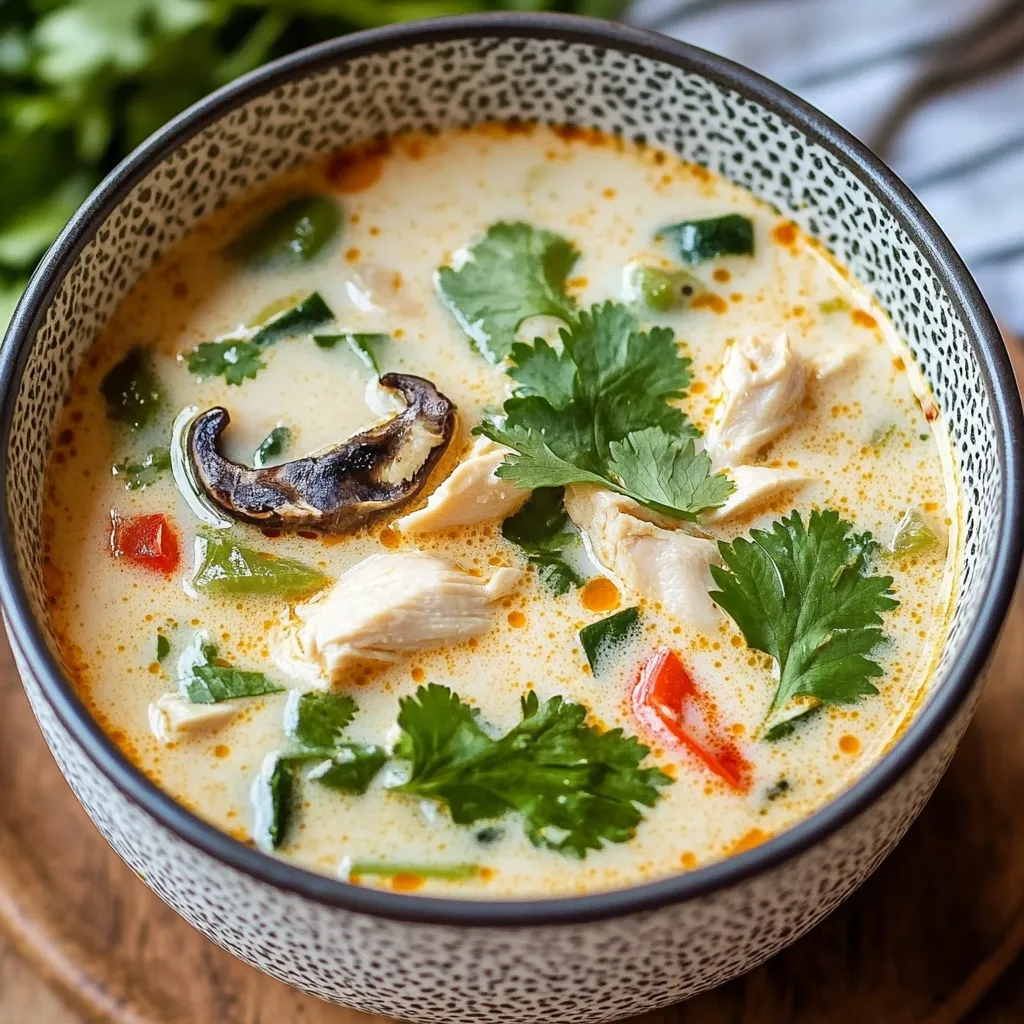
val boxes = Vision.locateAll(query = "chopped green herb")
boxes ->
[765,779,791,801]
[100,348,164,430]
[156,633,170,661]
[300,744,388,794]
[227,195,341,270]
[579,607,640,674]
[627,263,700,312]
[286,691,357,750]
[348,861,481,881]
[178,634,283,704]
[249,292,334,347]
[394,684,671,857]
[190,534,330,599]
[710,509,898,738]
[112,446,171,490]
[889,508,939,557]
[762,703,822,742]
[435,221,579,363]
[658,214,755,264]
[501,487,585,595]
[253,425,291,468]
[474,826,505,845]
[313,331,387,375]
[251,753,294,851]
[869,424,896,448]
[477,302,733,522]
[919,433,930,441]
[186,338,264,386]
[818,296,850,314]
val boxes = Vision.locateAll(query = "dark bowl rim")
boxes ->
[1,11,1021,929]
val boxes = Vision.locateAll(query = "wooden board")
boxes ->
[2,356,1023,1024]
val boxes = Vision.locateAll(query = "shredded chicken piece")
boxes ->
[811,344,862,382]
[704,333,808,470]
[565,485,722,633]
[273,552,522,689]
[395,437,530,534]
[148,693,236,745]
[703,465,809,524]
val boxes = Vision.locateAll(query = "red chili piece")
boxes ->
[110,512,180,575]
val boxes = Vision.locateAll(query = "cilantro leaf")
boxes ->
[709,509,899,737]
[394,684,672,858]
[251,753,293,851]
[301,744,387,795]
[179,636,284,704]
[501,487,586,595]
[478,302,732,521]
[100,347,164,430]
[253,425,290,468]
[435,221,579,363]
[112,445,171,490]
[186,338,264,386]
[285,691,357,750]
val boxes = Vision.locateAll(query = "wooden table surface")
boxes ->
[2,344,1022,1024]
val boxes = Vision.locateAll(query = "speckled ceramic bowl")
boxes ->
[1,13,1021,1024]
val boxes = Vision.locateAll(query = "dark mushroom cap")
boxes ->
[187,373,456,534]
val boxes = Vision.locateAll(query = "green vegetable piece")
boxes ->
[579,607,641,674]
[348,861,481,881]
[286,691,357,750]
[179,635,283,704]
[303,744,387,795]
[100,348,163,430]
[394,684,671,858]
[156,633,170,661]
[228,196,341,270]
[252,753,293,851]
[477,301,733,522]
[253,425,291,468]
[249,292,334,347]
[474,826,505,845]
[112,446,171,490]
[313,331,387,375]
[765,779,790,801]
[762,702,822,742]
[710,509,898,738]
[869,424,896,449]
[501,487,585,595]
[889,508,939,556]
[190,534,330,599]
[186,338,264,386]
[658,214,755,264]
[818,296,850,314]
[435,221,579,363]
[628,264,700,312]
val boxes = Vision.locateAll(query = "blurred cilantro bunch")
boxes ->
[0,0,625,330]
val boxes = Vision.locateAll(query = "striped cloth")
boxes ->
[629,0,1024,332]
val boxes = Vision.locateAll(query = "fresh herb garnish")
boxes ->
[186,338,264,386]
[501,487,585,595]
[579,607,641,674]
[227,196,341,270]
[286,691,357,750]
[251,753,293,851]
[394,684,671,858]
[348,861,481,881]
[190,534,330,599]
[888,508,939,557]
[178,634,283,704]
[477,302,733,521]
[709,509,898,738]
[100,348,163,430]
[474,826,505,845]
[156,633,170,661]
[658,214,755,264]
[253,425,291,468]
[249,292,334,346]
[112,446,171,489]
[765,778,790,801]
[313,331,388,375]
[435,221,579,363]
[300,745,388,794]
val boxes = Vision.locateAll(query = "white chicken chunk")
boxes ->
[395,437,530,534]
[811,343,862,382]
[273,552,522,688]
[564,485,722,633]
[703,465,809,524]
[148,693,237,745]
[704,333,808,469]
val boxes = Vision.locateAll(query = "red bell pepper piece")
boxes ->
[632,648,750,792]
[110,512,180,575]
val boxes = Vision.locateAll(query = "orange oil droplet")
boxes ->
[839,734,861,754]
[731,828,769,854]
[852,309,878,330]
[681,852,698,869]
[508,610,527,628]
[213,744,231,759]
[391,873,425,892]
[379,527,400,549]
[581,576,621,612]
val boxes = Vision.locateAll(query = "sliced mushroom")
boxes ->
[187,373,456,533]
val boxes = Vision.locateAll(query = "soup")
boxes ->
[42,124,957,898]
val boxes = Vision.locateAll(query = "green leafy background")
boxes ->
[0,0,627,331]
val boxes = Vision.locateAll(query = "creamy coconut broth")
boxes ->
[42,124,957,897]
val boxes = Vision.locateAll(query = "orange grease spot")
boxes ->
[581,577,621,613]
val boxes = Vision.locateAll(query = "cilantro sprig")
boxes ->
[394,684,671,858]
[709,509,899,738]
[501,487,586,595]
[478,302,733,521]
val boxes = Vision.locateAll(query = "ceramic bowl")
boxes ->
[1,13,1021,1024]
